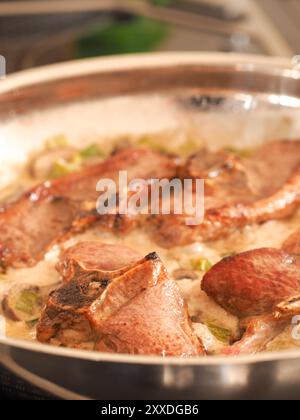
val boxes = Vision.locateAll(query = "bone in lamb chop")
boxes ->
[37,242,204,357]
[0,147,178,271]
[149,140,300,247]
[202,247,300,355]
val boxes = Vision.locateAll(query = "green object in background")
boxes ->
[151,0,174,5]
[76,17,169,58]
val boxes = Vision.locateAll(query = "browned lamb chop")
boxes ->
[36,242,142,346]
[37,242,204,357]
[148,140,300,247]
[0,148,178,270]
[202,248,300,355]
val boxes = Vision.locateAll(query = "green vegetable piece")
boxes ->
[45,134,69,150]
[137,136,168,153]
[207,323,232,344]
[192,258,213,273]
[49,154,82,178]
[15,290,41,316]
[80,143,104,159]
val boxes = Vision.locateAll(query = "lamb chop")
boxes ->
[149,140,300,247]
[202,248,300,355]
[91,252,204,357]
[0,147,178,270]
[36,242,142,346]
[37,242,204,357]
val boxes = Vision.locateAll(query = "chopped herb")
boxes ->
[49,154,82,178]
[207,323,232,344]
[191,258,213,273]
[177,139,198,156]
[45,134,69,150]
[137,136,168,153]
[80,143,104,159]
[137,136,197,156]
[15,290,41,316]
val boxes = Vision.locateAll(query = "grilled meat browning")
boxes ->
[0,148,178,270]
[202,248,300,318]
[149,141,300,247]
[37,242,143,346]
[38,243,203,356]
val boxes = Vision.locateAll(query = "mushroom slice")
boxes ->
[2,282,59,322]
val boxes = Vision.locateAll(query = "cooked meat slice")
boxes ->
[149,141,300,247]
[221,316,286,356]
[185,140,300,198]
[95,280,203,357]
[36,275,106,346]
[37,242,143,346]
[90,253,204,357]
[56,242,142,283]
[38,248,204,356]
[202,248,300,318]
[282,229,300,255]
[183,149,257,207]
[202,247,300,355]
[0,148,178,270]
[88,252,167,327]
[274,294,300,320]
[242,140,300,196]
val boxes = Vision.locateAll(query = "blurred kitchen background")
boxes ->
[0,0,299,74]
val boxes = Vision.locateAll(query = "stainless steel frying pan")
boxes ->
[1,53,300,400]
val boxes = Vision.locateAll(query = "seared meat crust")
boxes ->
[202,248,300,318]
[37,243,203,357]
[0,148,177,270]
[149,141,300,247]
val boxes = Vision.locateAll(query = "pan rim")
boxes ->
[1,335,300,365]
[0,51,299,95]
